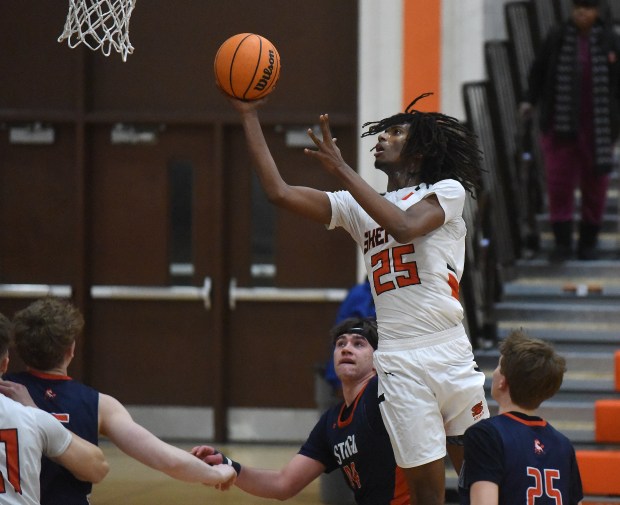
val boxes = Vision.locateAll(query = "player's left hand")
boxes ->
[304,114,346,174]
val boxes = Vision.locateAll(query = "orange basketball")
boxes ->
[214,33,281,101]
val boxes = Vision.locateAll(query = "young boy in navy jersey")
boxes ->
[192,317,411,505]
[458,330,583,505]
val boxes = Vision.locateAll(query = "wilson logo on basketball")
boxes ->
[254,49,276,91]
[471,401,485,420]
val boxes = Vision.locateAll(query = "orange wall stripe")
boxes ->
[403,0,441,111]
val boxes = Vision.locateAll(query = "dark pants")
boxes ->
[541,131,609,226]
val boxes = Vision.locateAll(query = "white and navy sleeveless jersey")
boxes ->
[299,375,409,505]
[459,412,583,505]
[6,371,99,505]
[327,179,466,342]
[0,394,72,505]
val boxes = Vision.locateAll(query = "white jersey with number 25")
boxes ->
[327,178,466,343]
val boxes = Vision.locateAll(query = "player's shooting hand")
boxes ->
[0,379,37,407]
[304,114,346,174]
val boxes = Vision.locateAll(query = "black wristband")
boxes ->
[216,450,242,475]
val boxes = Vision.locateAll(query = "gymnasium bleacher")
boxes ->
[459,0,620,502]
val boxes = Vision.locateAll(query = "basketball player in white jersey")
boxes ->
[225,92,488,505]
[0,312,108,505]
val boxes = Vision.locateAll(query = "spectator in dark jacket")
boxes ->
[520,0,620,261]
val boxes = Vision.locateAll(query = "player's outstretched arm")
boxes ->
[226,96,332,225]
[98,394,236,487]
[52,431,109,483]
[192,445,324,500]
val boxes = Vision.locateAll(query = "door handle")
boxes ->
[0,284,72,298]
[228,278,347,310]
[90,277,212,309]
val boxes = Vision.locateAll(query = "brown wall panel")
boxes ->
[0,1,79,110]
[227,302,338,408]
[88,0,358,114]
[88,301,214,405]
[274,125,358,287]
[0,126,79,282]
[89,126,215,285]
[225,124,357,288]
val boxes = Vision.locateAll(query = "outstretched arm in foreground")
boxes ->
[98,394,235,489]
[192,444,325,500]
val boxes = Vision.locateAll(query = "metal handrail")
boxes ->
[91,277,212,309]
[0,284,72,298]
[229,278,347,310]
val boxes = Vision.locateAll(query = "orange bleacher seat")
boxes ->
[576,451,620,496]
[615,350,620,392]
[595,399,620,443]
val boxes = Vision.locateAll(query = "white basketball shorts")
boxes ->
[373,324,488,468]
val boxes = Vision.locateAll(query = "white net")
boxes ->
[58,0,137,62]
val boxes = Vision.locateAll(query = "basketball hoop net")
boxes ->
[58,0,137,62]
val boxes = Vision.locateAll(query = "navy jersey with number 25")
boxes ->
[459,411,583,505]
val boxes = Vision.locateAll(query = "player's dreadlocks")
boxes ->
[361,92,483,196]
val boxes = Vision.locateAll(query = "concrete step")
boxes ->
[481,373,618,399]
[502,278,620,300]
[501,257,620,300]
[474,349,617,375]
[538,231,620,253]
[512,258,620,278]
[495,320,620,353]
[477,361,617,399]
[495,300,620,324]
[536,213,620,233]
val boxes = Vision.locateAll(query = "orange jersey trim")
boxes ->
[391,466,411,505]
[503,412,547,427]
[26,369,72,381]
[447,272,459,300]
[337,381,370,429]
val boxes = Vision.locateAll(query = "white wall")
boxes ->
[441,0,514,119]
[441,0,486,119]
[357,0,402,194]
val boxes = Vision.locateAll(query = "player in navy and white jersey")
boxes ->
[225,91,487,505]
[458,330,583,505]
[1,298,236,505]
[0,312,108,505]
[192,317,410,505]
